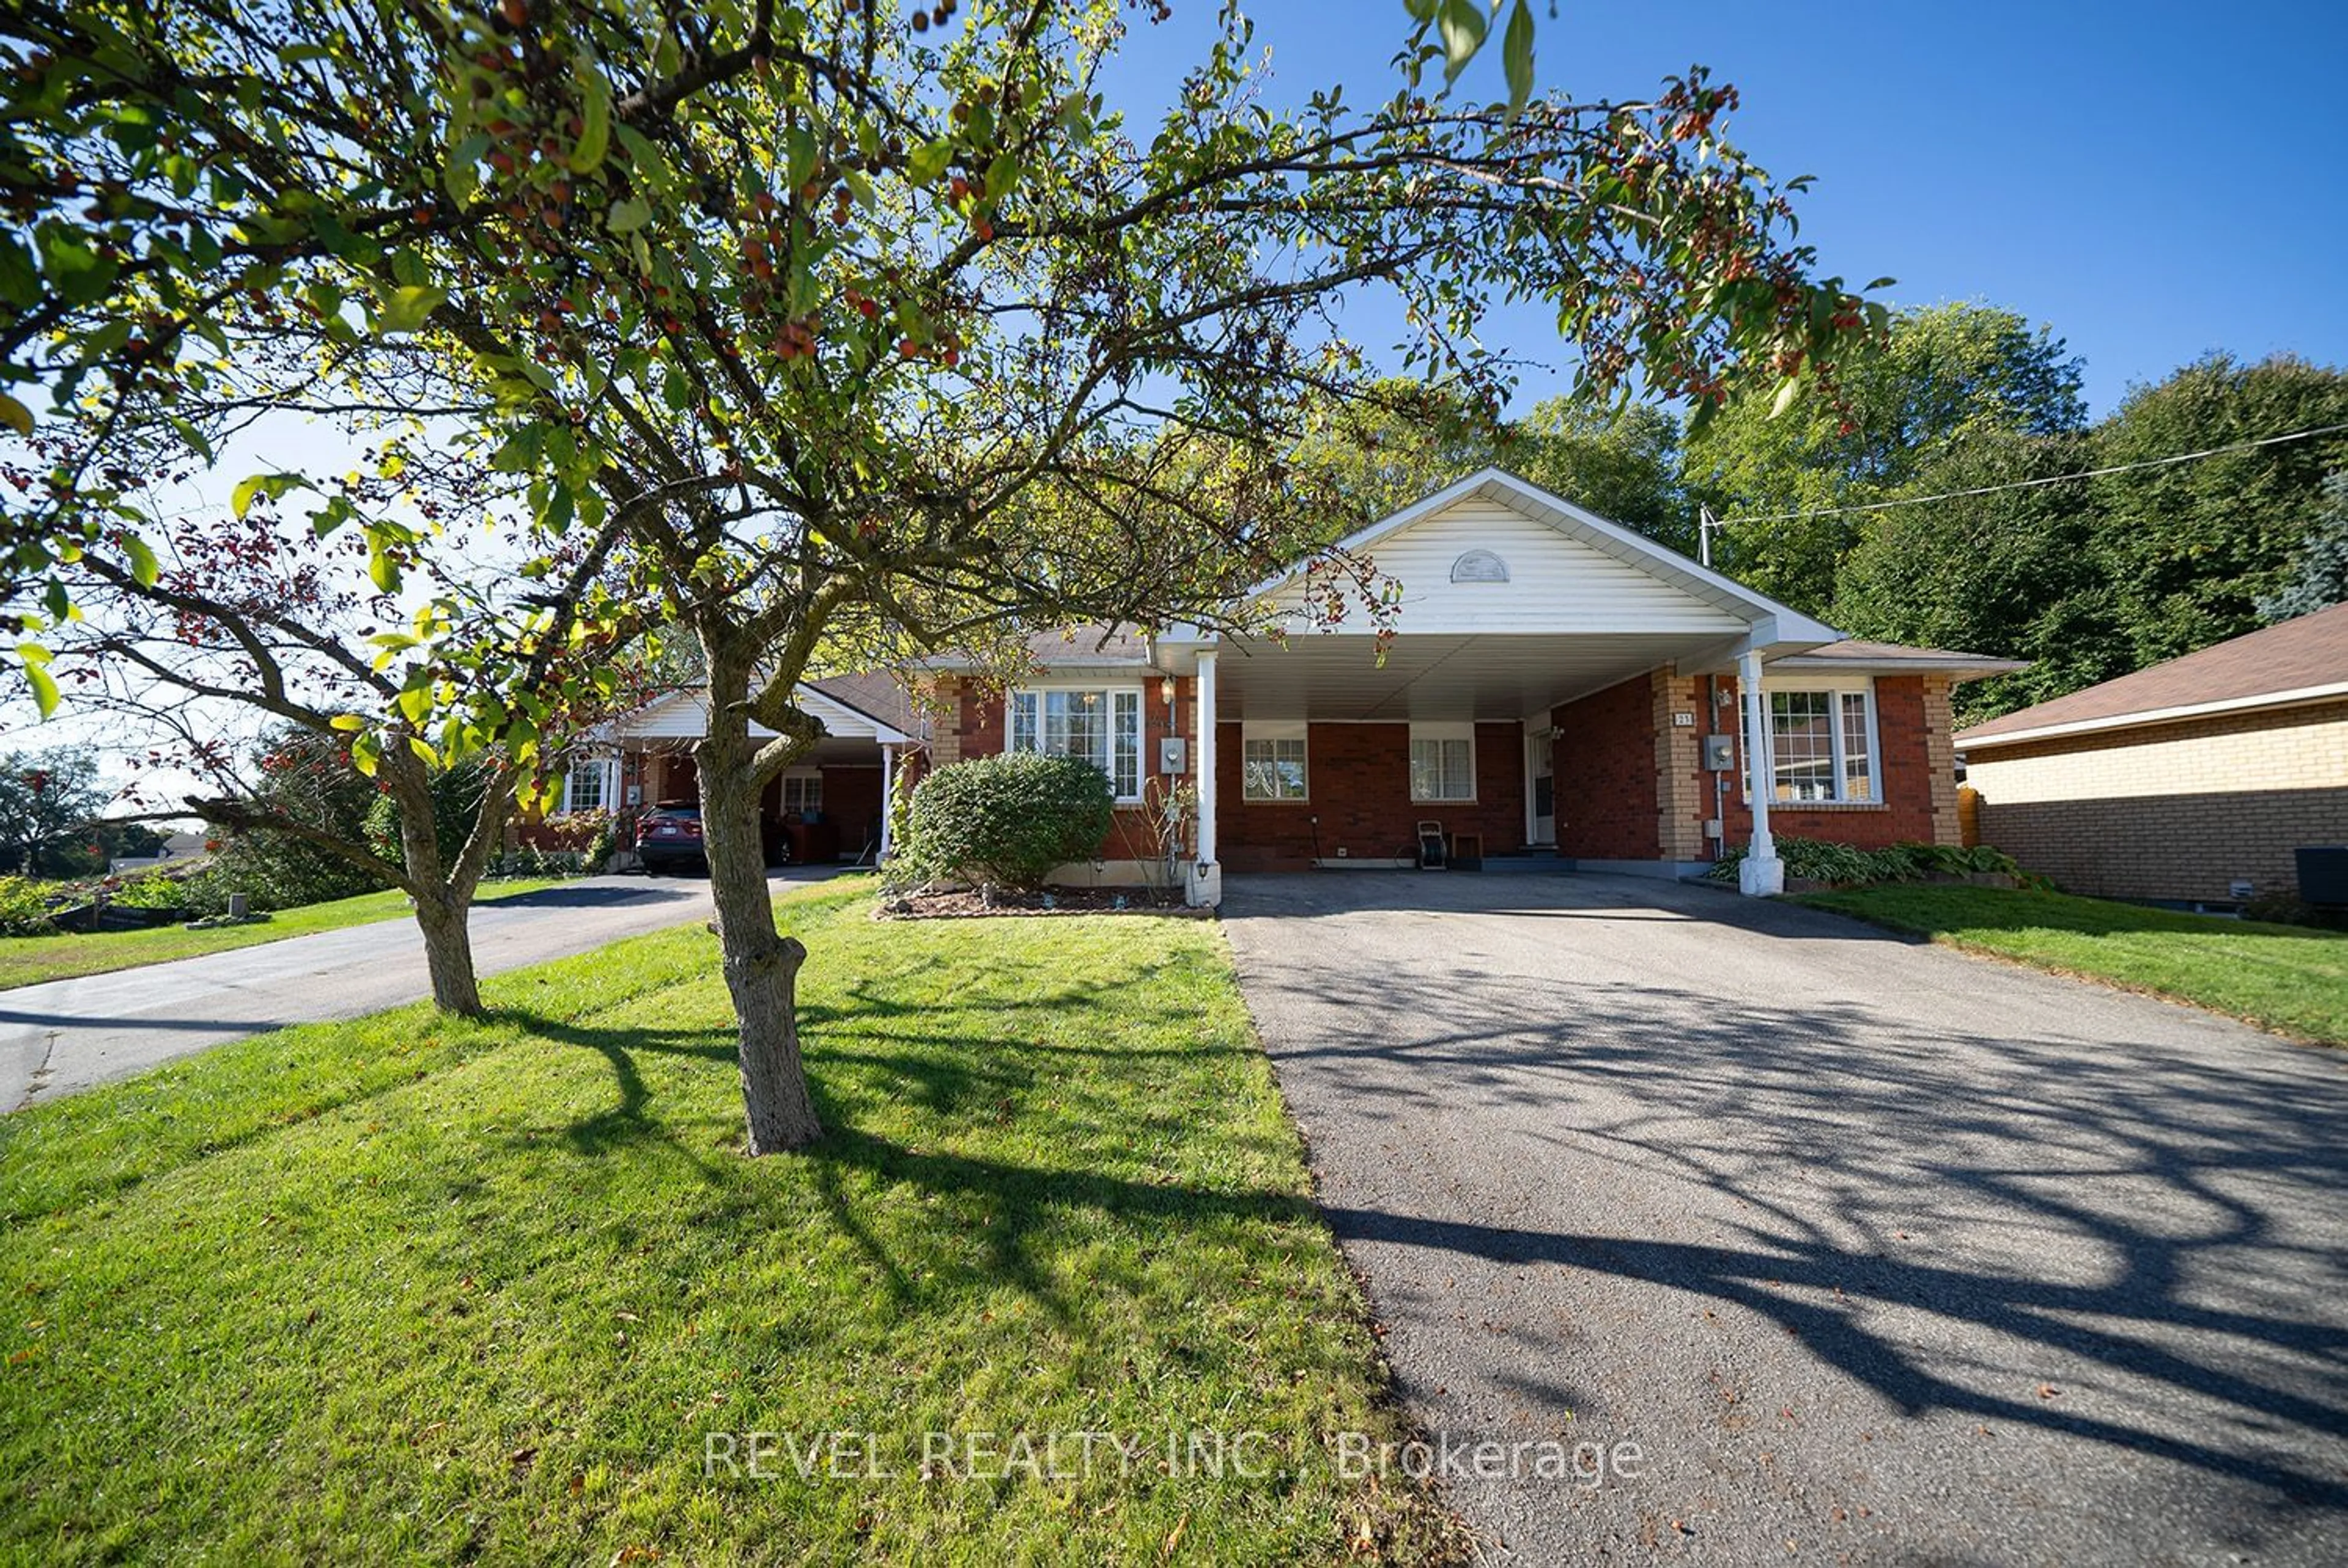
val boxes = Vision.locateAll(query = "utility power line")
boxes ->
[1713,420,2348,527]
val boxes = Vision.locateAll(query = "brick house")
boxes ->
[1956,601,2348,905]
[915,469,2017,904]
[564,672,924,867]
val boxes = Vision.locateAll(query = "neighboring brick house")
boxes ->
[543,673,925,866]
[1956,602,2348,905]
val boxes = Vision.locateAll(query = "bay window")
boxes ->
[1408,723,1477,802]
[1767,685,1877,803]
[1008,687,1144,801]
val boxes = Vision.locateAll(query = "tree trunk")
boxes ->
[413,885,484,1017]
[697,685,822,1153]
[385,747,489,1018]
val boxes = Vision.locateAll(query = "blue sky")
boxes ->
[1101,0,2347,418]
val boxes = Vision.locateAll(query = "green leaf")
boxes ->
[372,284,446,336]
[0,392,30,436]
[1437,0,1488,84]
[121,534,158,587]
[368,549,401,593]
[1770,375,1802,419]
[490,424,545,473]
[908,137,956,188]
[605,197,652,235]
[786,125,818,194]
[0,240,37,310]
[328,713,367,732]
[569,65,613,174]
[231,472,303,519]
[1501,0,1535,116]
[349,729,382,777]
[445,133,489,205]
[23,662,58,719]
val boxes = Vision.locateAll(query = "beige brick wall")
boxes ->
[927,675,962,769]
[1922,675,1962,847]
[1966,699,2348,902]
[1651,666,1709,861]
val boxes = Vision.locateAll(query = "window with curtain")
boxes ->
[1007,688,1144,801]
[1241,724,1308,801]
[1768,687,1876,803]
[1408,726,1476,802]
[781,774,822,815]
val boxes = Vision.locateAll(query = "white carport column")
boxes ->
[1737,647,1784,896]
[877,743,897,860]
[1187,652,1222,908]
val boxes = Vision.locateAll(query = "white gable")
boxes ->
[614,685,910,744]
[1270,493,1750,637]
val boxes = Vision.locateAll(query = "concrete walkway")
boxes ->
[1,869,836,1110]
[1224,870,2348,1566]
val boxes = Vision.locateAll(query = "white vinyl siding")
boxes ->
[1768,686,1878,804]
[1272,498,1748,636]
[1007,687,1144,803]
[1241,722,1309,801]
[1408,723,1476,802]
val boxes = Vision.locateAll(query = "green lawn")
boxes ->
[0,880,1450,1564]
[0,878,565,992]
[1796,883,2348,1043]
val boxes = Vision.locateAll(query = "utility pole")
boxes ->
[1698,504,1718,567]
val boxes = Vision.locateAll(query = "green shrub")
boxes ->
[109,872,194,910]
[1708,836,2035,888]
[0,875,54,937]
[897,752,1115,891]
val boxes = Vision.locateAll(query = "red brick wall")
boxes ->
[1712,673,1940,850]
[936,674,1197,860]
[1216,720,1527,872]
[1554,675,1663,859]
[819,764,884,856]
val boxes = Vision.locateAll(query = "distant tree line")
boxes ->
[1304,306,2348,724]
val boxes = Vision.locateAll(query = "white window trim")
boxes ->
[1408,722,1478,803]
[1755,675,1882,808]
[562,754,615,814]
[779,767,822,815]
[1005,683,1148,803]
[1240,720,1310,803]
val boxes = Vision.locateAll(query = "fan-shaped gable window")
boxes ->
[1450,549,1509,584]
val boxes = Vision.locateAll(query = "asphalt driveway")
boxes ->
[1223,870,2348,1565]
[1,867,839,1110]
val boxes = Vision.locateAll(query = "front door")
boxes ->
[1527,727,1556,846]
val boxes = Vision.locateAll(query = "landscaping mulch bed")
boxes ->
[876,885,1211,919]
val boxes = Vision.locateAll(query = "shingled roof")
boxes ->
[1956,602,2348,749]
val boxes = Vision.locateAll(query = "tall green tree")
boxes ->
[0,745,106,875]
[1832,427,2127,724]
[2258,473,2348,623]
[9,1,1875,1150]
[1513,398,1688,551]
[2089,354,2348,663]
[1686,301,2086,611]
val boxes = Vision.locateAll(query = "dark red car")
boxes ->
[633,803,707,875]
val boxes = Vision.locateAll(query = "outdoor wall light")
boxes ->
[1159,674,1178,707]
